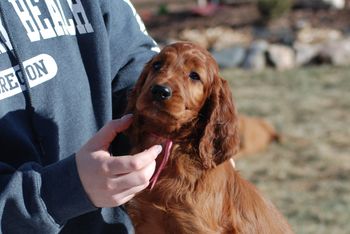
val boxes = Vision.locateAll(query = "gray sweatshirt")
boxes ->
[0,0,158,233]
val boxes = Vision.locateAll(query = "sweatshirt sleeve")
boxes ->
[107,0,159,95]
[0,156,97,233]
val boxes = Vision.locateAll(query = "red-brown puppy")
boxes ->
[238,114,280,157]
[125,42,293,234]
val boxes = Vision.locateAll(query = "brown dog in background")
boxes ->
[125,42,293,233]
[238,115,280,156]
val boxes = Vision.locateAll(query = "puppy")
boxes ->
[238,115,280,156]
[125,42,293,234]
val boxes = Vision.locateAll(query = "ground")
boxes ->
[221,66,350,234]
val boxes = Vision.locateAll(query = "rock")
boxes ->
[253,26,295,46]
[212,46,246,68]
[209,27,252,50]
[319,38,350,66]
[179,26,252,50]
[294,42,322,66]
[294,0,345,9]
[242,40,269,71]
[179,28,210,49]
[324,0,346,9]
[267,44,296,70]
[297,26,343,44]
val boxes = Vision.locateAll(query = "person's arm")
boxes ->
[107,0,159,117]
[107,0,160,157]
[0,115,161,233]
[0,153,95,233]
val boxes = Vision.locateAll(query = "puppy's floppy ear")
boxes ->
[198,76,240,169]
[125,61,152,114]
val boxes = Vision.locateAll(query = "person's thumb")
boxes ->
[88,114,133,150]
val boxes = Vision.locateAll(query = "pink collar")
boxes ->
[149,138,173,190]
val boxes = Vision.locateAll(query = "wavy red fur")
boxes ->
[125,42,294,234]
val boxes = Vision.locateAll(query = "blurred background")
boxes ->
[131,0,350,233]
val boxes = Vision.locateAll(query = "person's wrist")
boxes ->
[41,155,97,225]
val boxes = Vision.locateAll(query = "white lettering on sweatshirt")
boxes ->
[0,54,57,100]
[7,0,93,42]
[122,0,159,52]
[0,17,13,53]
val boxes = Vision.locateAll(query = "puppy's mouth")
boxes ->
[139,103,178,123]
[136,93,184,123]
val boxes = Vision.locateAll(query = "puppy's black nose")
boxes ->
[151,84,172,101]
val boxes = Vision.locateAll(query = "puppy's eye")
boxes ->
[153,61,162,71]
[189,71,200,81]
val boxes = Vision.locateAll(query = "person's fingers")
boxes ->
[110,194,136,207]
[110,183,150,206]
[104,159,156,192]
[88,114,133,150]
[105,145,162,175]
[230,158,235,168]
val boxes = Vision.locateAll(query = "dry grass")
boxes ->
[221,66,350,234]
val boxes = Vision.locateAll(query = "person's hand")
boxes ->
[75,114,162,208]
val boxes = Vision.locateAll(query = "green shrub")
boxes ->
[157,4,169,15]
[257,0,293,20]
